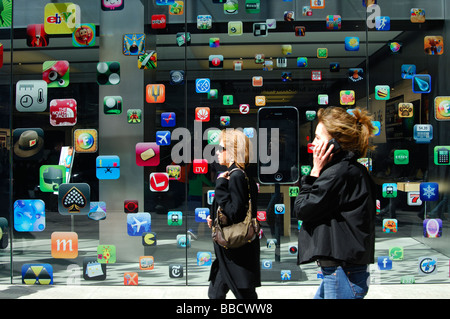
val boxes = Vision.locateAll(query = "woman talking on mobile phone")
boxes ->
[294,107,376,299]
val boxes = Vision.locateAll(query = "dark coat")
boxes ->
[209,163,261,292]
[294,151,376,265]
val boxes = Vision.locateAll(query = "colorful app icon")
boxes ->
[58,183,91,215]
[348,68,364,82]
[89,202,107,221]
[195,78,211,93]
[195,107,210,122]
[282,45,292,55]
[197,252,212,266]
[146,84,165,103]
[149,173,169,192]
[398,103,413,118]
[394,150,409,165]
[101,0,124,10]
[228,21,243,35]
[424,36,444,55]
[74,129,97,153]
[124,200,139,214]
[413,124,433,144]
[15,80,48,112]
[420,182,439,201]
[43,60,69,88]
[123,33,145,56]
[311,70,322,81]
[40,165,65,192]
[434,97,450,121]
[383,219,398,233]
[295,26,306,36]
[176,32,190,46]
[27,24,49,47]
[96,155,120,180]
[127,212,151,236]
[284,11,294,21]
[326,15,341,30]
[310,0,325,9]
[197,15,212,29]
[382,183,397,198]
[407,191,422,206]
[138,50,157,70]
[410,8,425,23]
[375,16,390,31]
[209,55,223,69]
[209,37,220,48]
[169,1,184,15]
[97,61,120,85]
[193,159,208,174]
[224,0,238,14]
[136,143,160,166]
[139,256,154,270]
[156,131,171,146]
[195,207,210,222]
[317,48,328,58]
[220,116,230,126]
[51,232,78,258]
[302,6,312,16]
[434,146,450,165]
[297,57,308,67]
[44,3,80,34]
[168,211,182,226]
[103,96,122,114]
[262,259,272,269]
[73,24,95,47]
[161,112,176,127]
[255,96,265,106]
[22,264,53,285]
[412,74,431,93]
[49,99,77,126]
[418,257,437,275]
[401,64,416,79]
[142,232,157,246]
[83,257,106,281]
[372,121,381,136]
[340,90,355,105]
[345,37,359,51]
[377,256,392,270]
[151,14,166,29]
[423,219,442,238]
[177,234,191,248]
[127,109,142,124]
[389,41,402,53]
[275,204,285,214]
[252,76,263,87]
[281,270,291,281]
[239,104,250,114]
[167,165,181,180]
[97,245,116,264]
[207,190,215,205]
[375,85,390,100]
[233,60,243,71]
[318,94,329,105]
[14,200,46,232]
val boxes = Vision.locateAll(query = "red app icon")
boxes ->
[151,14,167,29]
[149,173,169,192]
[146,84,165,103]
[124,200,139,214]
[193,159,208,174]
[136,143,160,166]
[49,99,77,126]
[307,143,315,153]
[27,24,49,47]
[257,211,267,221]
[195,107,210,122]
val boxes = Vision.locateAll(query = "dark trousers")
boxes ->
[208,269,257,299]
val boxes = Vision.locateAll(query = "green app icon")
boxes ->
[40,165,66,192]
[394,149,409,165]
[245,0,260,13]
[301,165,312,176]
[168,211,182,226]
[224,0,238,14]
[289,187,299,197]
[389,246,404,260]
[434,146,450,165]
[223,95,233,105]
[208,130,221,145]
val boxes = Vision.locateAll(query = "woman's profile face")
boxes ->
[312,122,332,146]
[216,141,227,166]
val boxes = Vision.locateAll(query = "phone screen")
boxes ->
[257,106,299,184]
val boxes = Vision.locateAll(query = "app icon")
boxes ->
[124,200,139,214]
[434,146,450,165]
[398,103,413,118]
[197,252,212,266]
[127,212,151,236]
[27,24,49,47]
[252,76,263,87]
[156,131,171,146]
[274,204,285,214]
[146,84,165,103]
[73,24,95,47]
[326,15,341,30]
[289,187,299,197]
[161,112,176,127]
[277,57,287,68]
[377,256,392,270]
[389,246,404,260]
[262,260,272,269]
[97,245,116,264]
[127,109,142,124]
[14,200,45,232]
[257,211,267,222]
[423,219,442,238]
[195,207,210,222]
[345,37,360,51]
[169,1,184,15]
[22,264,53,285]
[142,232,157,246]
[255,96,265,106]
[382,183,397,198]
[169,264,183,278]
[224,0,238,14]
[311,70,322,81]
[348,68,364,82]
[197,15,212,29]
[51,232,78,258]
[302,6,312,16]
[209,55,223,69]
[170,70,184,84]
[424,36,444,55]
[411,8,425,23]
[317,48,328,58]
[266,19,276,29]
[15,80,48,112]
[207,130,221,145]
[295,26,306,36]
[97,61,120,85]
[101,0,124,10]
[74,129,97,153]
[228,21,243,36]
[418,257,437,275]
[413,124,433,143]
[195,78,211,93]
[139,256,154,270]
[138,50,157,69]
[375,16,390,31]
[253,23,268,36]
[223,95,233,105]
[58,183,91,215]
[340,90,355,105]
[301,165,312,175]
[281,270,291,281]
[89,202,107,221]
[166,165,181,180]
[96,155,120,180]
[412,74,431,93]
[176,32,190,46]
[193,159,208,174]
[375,85,390,100]
[39,165,65,192]
[401,64,416,79]
[151,14,166,29]
[407,191,422,206]
[382,219,398,233]
[281,45,292,55]
[434,97,450,120]
[220,116,230,126]
[44,3,80,34]
[49,99,77,126]
[177,234,191,248]
[372,121,381,136]
[318,94,329,105]
[394,150,409,165]
[420,182,439,201]
[207,190,215,205]
[209,37,220,48]
[233,60,243,71]
[239,104,250,114]
[103,96,122,114]
[136,143,160,166]
[123,33,145,56]
[310,0,325,9]
[246,0,260,13]
[149,173,169,192]
[83,257,106,280]
[13,128,44,160]
[297,57,308,67]
[284,11,294,21]
[43,60,69,88]
[168,211,182,226]
[195,107,210,122]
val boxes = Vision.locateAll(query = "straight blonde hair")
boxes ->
[220,129,252,169]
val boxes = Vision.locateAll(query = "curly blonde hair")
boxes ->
[317,107,375,157]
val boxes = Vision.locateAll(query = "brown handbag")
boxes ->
[212,169,260,249]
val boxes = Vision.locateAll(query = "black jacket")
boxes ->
[294,151,376,265]
[209,164,261,292]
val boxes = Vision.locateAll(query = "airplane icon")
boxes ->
[132,217,147,233]
[156,131,171,145]
[127,213,151,236]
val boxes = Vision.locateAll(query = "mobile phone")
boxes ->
[257,106,299,184]
[327,138,341,153]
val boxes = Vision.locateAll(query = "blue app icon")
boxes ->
[413,124,433,144]
[195,78,211,93]
[96,155,120,179]
[262,260,272,269]
[127,212,151,236]
[156,131,171,145]
[420,182,439,202]
[375,16,390,30]
[197,252,212,266]
[274,204,285,214]
[412,74,431,93]
[345,37,360,51]
[377,256,392,270]
[297,57,307,67]
[401,64,416,79]
[281,270,291,281]
[14,199,46,232]
[161,112,176,127]
[195,207,210,222]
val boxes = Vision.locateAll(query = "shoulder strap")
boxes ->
[228,168,251,201]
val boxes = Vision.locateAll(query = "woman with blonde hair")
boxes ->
[294,106,376,299]
[207,129,260,299]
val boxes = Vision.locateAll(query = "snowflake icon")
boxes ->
[420,182,439,201]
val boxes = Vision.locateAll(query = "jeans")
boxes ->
[314,265,370,299]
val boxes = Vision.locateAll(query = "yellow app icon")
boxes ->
[44,3,80,34]
[398,103,414,118]
[281,45,292,55]
[255,96,266,106]
[228,21,243,36]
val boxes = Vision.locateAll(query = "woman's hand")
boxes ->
[310,140,334,177]
[217,171,230,180]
